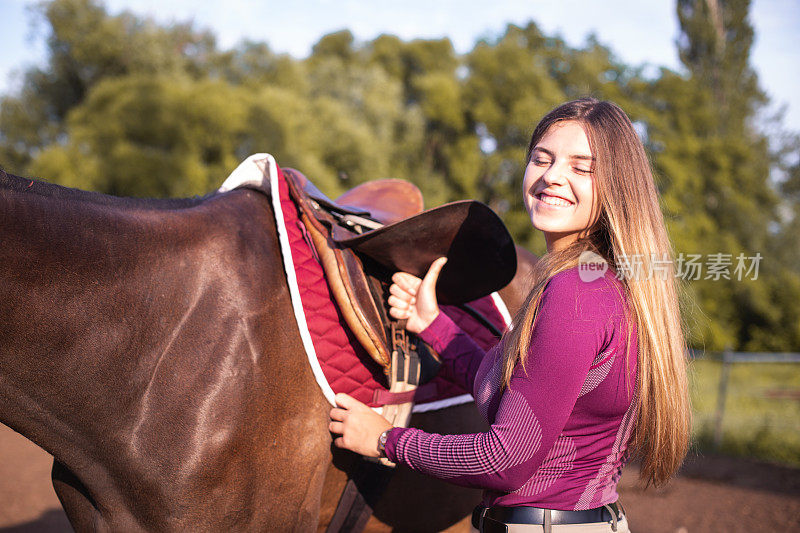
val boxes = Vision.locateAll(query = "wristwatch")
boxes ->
[377,429,391,458]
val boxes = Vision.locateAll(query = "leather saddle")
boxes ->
[280,166,519,520]
[283,168,517,372]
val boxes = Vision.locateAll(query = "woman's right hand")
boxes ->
[388,257,447,334]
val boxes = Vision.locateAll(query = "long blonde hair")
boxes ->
[501,98,691,488]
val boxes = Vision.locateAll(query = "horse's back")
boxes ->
[0,181,332,530]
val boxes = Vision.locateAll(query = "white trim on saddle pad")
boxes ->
[219,153,337,407]
[219,154,513,413]
[218,154,273,192]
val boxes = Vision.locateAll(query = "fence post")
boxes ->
[713,346,733,449]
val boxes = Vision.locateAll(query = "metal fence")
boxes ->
[689,348,800,448]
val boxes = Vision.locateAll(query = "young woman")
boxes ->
[329,98,692,532]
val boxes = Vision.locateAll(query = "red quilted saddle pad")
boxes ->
[275,164,508,408]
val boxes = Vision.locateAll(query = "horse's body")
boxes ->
[0,170,535,531]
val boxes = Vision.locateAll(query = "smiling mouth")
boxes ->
[536,193,574,207]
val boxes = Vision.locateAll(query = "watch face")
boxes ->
[378,430,389,456]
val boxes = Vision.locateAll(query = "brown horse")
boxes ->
[0,168,536,531]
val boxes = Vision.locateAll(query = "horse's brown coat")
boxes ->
[0,170,537,531]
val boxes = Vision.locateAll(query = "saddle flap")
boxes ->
[336,247,391,364]
[336,201,518,305]
[300,210,392,369]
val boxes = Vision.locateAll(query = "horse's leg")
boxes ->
[51,461,102,532]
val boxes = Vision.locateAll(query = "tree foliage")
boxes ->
[1,0,798,350]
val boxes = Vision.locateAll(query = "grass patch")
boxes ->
[688,358,800,467]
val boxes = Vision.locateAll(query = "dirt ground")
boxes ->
[1,423,798,532]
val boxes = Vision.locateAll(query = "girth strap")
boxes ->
[324,460,394,533]
[327,321,419,533]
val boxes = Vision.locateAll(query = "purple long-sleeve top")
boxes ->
[384,266,639,510]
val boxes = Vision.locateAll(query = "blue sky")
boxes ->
[1,0,798,130]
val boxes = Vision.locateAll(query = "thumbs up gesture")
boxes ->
[388,257,447,334]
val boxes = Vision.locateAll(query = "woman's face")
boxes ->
[522,120,599,252]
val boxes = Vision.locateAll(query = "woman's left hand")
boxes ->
[329,393,393,457]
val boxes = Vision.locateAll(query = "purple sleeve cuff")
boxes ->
[384,426,409,463]
[416,308,490,393]
[417,311,462,354]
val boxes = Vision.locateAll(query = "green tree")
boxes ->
[677,0,765,133]
[635,0,795,350]
[211,40,306,92]
[363,34,470,206]
[3,0,798,352]
[0,0,216,173]
[29,75,249,197]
